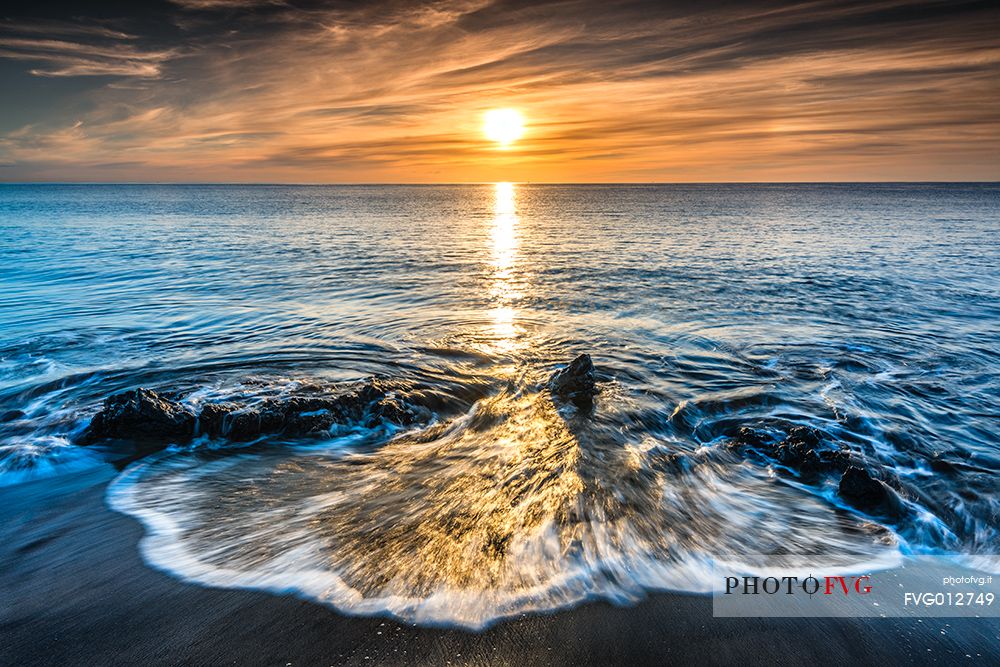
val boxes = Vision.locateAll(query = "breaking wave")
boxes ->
[107,373,916,629]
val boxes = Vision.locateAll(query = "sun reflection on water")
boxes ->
[488,182,522,353]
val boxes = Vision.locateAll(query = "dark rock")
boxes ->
[0,409,25,423]
[730,424,851,477]
[83,388,195,444]
[284,412,338,436]
[773,431,851,476]
[733,426,768,447]
[196,402,239,438]
[549,354,598,410]
[367,396,432,428]
[838,466,903,519]
[725,426,776,456]
[285,396,346,418]
[222,403,287,441]
[82,379,435,450]
[785,425,821,448]
[928,454,957,474]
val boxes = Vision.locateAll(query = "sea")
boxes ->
[1,183,997,628]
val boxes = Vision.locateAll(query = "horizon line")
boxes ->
[2,180,998,186]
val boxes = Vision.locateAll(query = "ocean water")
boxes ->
[1,183,998,627]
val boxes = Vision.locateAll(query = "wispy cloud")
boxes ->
[0,1,997,181]
[169,0,284,6]
[0,20,175,77]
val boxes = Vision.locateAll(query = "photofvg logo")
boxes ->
[712,555,999,618]
[724,573,872,596]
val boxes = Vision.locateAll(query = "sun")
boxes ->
[483,108,525,148]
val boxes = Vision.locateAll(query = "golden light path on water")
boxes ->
[488,182,520,354]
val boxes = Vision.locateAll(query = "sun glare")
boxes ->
[483,108,525,148]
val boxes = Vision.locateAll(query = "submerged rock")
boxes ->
[728,424,852,477]
[82,379,433,450]
[773,426,853,476]
[838,466,903,519]
[928,453,958,474]
[784,425,821,448]
[728,425,908,522]
[0,409,25,423]
[549,354,598,410]
[367,395,432,429]
[731,426,769,447]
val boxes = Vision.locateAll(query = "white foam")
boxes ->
[0,435,103,487]
[106,390,907,629]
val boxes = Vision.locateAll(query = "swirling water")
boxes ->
[1,183,998,628]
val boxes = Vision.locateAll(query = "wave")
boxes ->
[106,378,909,629]
[2,341,995,629]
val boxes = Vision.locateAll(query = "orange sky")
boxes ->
[0,1,998,182]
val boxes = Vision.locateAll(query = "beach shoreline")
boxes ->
[3,468,997,666]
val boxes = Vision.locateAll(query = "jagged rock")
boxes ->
[549,354,598,410]
[839,466,903,519]
[196,402,240,438]
[732,426,768,447]
[728,424,851,477]
[83,388,195,444]
[223,402,288,441]
[367,395,432,428]
[785,425,821,448]
[82,379,434,449]
[773,426,852,476]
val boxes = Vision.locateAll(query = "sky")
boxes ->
[0,0,997,183]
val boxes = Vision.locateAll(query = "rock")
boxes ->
[549,354,598,410]
[214,394,354,441]
[223,402,287,441]
[729,424,851,477]
[838,466,903,519]
[282,409,338,437]
[773,427,851,476]
[0,409,25,423]
[82,379,435,449]
[733,426,768,447]
[723,426,772,457]
[367,396,432,428]
[785,425,821,448]
[196,402,239,438]
[83,388,195,444]
[928,454,957,474]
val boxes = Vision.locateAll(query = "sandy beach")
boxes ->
[2,467,997,666]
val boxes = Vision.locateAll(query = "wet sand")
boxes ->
[2,467,998,666]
